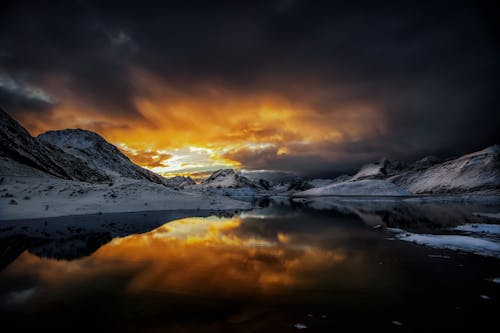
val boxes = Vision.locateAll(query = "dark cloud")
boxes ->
[1,0,139,117]
[1,0,499,176]
[0,74,55,114]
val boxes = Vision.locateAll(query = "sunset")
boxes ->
[3,1,499,179]
[1,1,499,332]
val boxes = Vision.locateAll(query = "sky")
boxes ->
[1,0,499,178]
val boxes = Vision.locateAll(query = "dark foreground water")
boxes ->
[0,199,499,332]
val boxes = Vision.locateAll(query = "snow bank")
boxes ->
[395,232,500,258]
[295,179,412,197]
[472,212,500,220]
[453,223,500,235]
[0,175,251,221]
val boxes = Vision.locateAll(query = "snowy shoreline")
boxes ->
[0,175,252,221]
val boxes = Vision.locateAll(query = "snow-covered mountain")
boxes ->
[351,158,407,181]
[201,169,269,189]
[295,146,499,196]
[165,175,196,188]
[296,179,412,196]
[389,146,500,194]
[38,129,169,186]
[2,107,498,198]
[0,108,110,182]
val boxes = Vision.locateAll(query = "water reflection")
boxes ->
[0,204,499,332]
[0,209,240,269]
[2,215,361,298]
[297,196,500,231]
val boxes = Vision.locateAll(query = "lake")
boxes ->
[1,198,499,332]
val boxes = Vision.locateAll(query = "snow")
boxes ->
[38,129,170,186]
[201,169,255,188]
[351,158,405,181]
[351,162,384,180]
[308,178,336,187]
[293,323,307,329]
[6,288,37,304]
[165,175,196,187]
[0,175,251,221]
[453,223,500,235]
[486,278,500,284]
[295,179,412,197]
[394,232,500,258]
[472,212,500,220]
[0,109,110,183]
[197,169,273,199]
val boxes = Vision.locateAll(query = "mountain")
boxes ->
[389,146,500,194]
[38,129,169,185]
[296,179,412,196]
[351,158,407,181]
[286,180,314,192]
[165,175,196,188]
[0,108,110,182]
[296,146,499,196]
[201,169,270,189]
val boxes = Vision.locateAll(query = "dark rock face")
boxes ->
[411,156,442,170]
[256,179,272,190]
[29,233,113,260]
[287,180,313,192]
[0,108,110,182]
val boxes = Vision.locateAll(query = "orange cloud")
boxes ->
[17,69,387,176]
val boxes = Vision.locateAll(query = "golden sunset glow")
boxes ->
[15,70,385,177]
[3,216,357,296]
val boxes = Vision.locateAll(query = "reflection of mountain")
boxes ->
[28,233,113,260]
[298,197,500,232]
[2,197,498,271]
[0,209,238,269]
[0,235,33,271]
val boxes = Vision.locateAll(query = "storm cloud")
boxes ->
[1,0,499,177]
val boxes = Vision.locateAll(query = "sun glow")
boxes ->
[18,70,385,177]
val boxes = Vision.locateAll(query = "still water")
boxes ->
[1,199,499,332]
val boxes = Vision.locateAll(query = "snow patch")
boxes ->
[394,232,500,258]
[293,323,307,330]
[453,223,500,235]
[486,277,500,284]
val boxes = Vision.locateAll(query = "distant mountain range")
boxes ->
[1,107,498,197]
[337,146,499,195]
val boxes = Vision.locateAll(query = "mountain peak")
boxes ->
[0,108,110,182]
[38,129,168,185]
[38,129,110,150]
[202,169,259,188]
